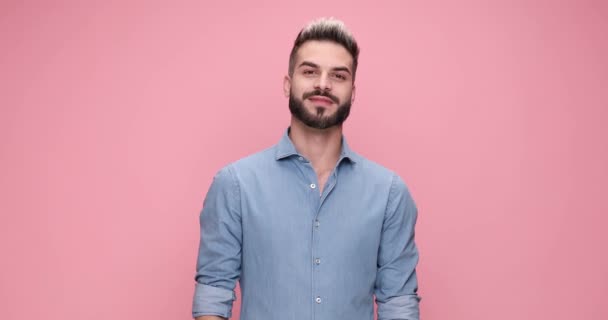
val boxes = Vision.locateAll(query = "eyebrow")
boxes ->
[297,61,352,75]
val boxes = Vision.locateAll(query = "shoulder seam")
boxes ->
[225,164,242,218]
[382,173,398,220]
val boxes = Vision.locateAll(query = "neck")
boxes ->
[288,117,343,171]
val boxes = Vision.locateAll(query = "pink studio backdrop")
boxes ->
[1,1,607,319]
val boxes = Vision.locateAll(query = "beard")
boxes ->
[288,89,352,130]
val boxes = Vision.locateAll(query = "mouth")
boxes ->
[308,95,335,106]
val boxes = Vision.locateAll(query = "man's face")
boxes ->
[284,40,356,130]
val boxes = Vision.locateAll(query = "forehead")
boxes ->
[294,40,353,70]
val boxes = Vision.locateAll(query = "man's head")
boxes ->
[284,18,360,130]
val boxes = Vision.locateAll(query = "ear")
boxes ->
[351,85,356,103]
[283,75,291,97]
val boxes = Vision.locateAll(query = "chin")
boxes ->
[309,102,334,110]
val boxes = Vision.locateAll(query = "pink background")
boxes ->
[1,1,607,319]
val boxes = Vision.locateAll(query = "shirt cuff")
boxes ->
[192,283,236,318]
[377,294,421,320]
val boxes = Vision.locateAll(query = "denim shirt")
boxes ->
[193,130,420,320]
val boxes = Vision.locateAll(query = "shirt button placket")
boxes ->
[312,213,322,315]
[307,163,322,317]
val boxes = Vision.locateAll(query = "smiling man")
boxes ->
[192,18,421,320]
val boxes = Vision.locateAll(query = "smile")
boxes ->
[308,96,335,105]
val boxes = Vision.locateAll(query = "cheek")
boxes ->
[292,77,314,92]
[292,84,310,97]
[336,87,353,101]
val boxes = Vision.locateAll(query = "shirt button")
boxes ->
[298,156,304,161]
[314,258,321,265]
[310,183,316,189]
[314,220,320,228]
[315,296,322,304]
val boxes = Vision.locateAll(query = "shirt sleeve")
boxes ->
[375,174,421,320]
[192,165,242,319]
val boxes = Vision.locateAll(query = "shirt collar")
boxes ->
[274,127,357,164]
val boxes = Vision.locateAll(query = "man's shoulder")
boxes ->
[352,153,415,203]
[214,144,278,177]
[349,151,398,181]
[234,145,276,167]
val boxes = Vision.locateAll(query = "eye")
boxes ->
[302,69,316,75]
[332,73,347,80]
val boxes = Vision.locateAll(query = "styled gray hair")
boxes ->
[288,17,360,81]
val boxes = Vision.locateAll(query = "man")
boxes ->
[192,18,420,320]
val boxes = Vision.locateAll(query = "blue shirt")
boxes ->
[193,129,420,320]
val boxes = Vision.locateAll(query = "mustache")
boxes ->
[302,90,339,103]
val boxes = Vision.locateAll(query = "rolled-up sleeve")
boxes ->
[192,165,242,319]
[375,174,421,320]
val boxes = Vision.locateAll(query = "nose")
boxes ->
[314,72,332,91]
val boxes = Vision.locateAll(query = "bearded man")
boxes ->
[192,17,421,320]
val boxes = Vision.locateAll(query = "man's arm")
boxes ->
[192,165,242,319]
[195,316,225,320]
[375,174,421,320]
